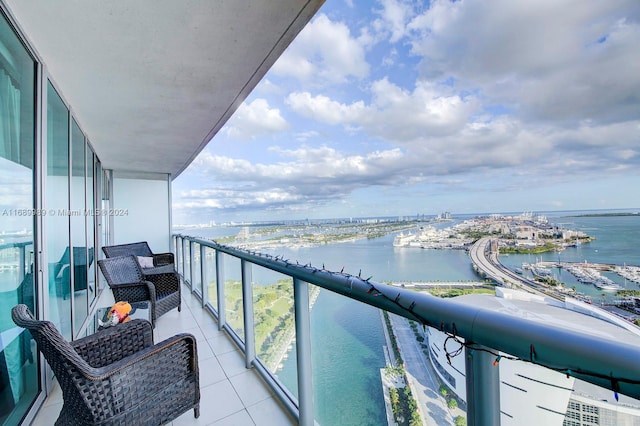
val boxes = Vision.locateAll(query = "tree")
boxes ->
[439,384,449,397]
[389,388,399,407]
[448,398,458,409]
[410,410,422,426]
[454,415,467,425]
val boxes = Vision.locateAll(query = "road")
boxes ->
[389,313,455,426]
[468,237,557,299]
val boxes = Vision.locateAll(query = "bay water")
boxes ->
[177,210,640,425]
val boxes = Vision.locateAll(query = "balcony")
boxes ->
[30,234,640,425]
[31,281,296,426]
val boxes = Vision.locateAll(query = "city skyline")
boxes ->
[172,0,640,225]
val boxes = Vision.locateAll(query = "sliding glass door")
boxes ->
[0,9,39,425]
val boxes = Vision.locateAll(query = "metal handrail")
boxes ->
[174,234,640,423]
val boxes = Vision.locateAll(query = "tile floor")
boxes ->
[31,285,297,426]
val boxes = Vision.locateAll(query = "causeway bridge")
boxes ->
[468,237,558,298]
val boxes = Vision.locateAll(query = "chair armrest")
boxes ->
[153,252,174,266]
[71,319,154,368]
[145,272,180,294]
[110,281,157,304]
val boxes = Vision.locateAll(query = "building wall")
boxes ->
[112,176,171,252]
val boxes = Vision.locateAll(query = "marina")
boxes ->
[524,261,628,291]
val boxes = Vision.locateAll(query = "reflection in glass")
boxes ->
[47,81,71,340]
[251,268,298,397]
[183,239,191,285]
[222,254,244,338]
[86,145,95,304]
[204,247,217,312]
[192,242,201,297]
[0,10,39,424]
[71,119,87,334]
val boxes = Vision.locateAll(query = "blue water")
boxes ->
[176,210,640,425]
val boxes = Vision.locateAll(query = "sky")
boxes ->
[172,0,640,225]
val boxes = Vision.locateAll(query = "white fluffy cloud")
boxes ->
[224,99,288,139]
[406,0,640,124]
[285,92,368,125]
[286,78,479,140]
[179,146,409,213]
[271,13,369,84]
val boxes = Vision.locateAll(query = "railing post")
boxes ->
[294,278,314,426]
[200,244,207,307]
[241,259,255,368]
[465,343,500,426]
[215,250,225,331]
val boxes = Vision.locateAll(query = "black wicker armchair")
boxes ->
[12,304,199,425]
[98,255,181,326]
[102,242,175,274]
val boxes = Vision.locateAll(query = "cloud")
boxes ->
[287,78,479,139]
[372,0,417,43]
[406,0,640,124]
[224,99,288,139]
[367,78,480,140]
[271,14,369,84]
[179,146,413,213]
[286,92,368,125]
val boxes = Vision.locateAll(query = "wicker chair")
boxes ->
[12,304,199,425]
[98,255,181,326]
[102,242,175,274]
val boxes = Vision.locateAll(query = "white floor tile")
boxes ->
[211,409,255,426]
[229,370,273,407]
[217,350,249,378]
[247,397,296,426]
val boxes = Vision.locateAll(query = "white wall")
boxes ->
[112,176,170,252]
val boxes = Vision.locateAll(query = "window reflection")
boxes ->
[0,10,38,424]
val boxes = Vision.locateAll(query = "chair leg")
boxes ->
[178,304,181,312]
[194,406,200,418]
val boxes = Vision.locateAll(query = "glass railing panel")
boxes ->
[221,253,244,338]
[250,266,298,397]
[192,242,202,298]
[304,288,388,425]
[204,246,217,313]
[183,239,191,286]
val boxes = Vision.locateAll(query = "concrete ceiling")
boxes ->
[4,0,324,178]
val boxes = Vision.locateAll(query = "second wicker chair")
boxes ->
[98,255,181,326]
